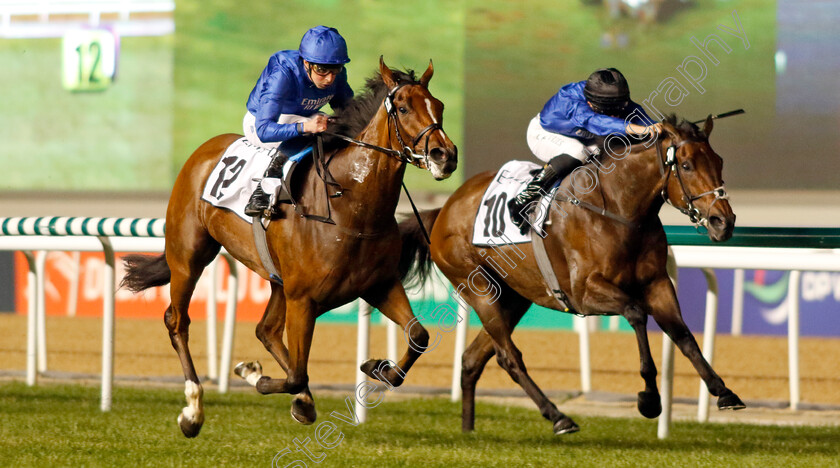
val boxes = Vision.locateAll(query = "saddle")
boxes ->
[251,137,344,285]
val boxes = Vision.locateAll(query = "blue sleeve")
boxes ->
[254,68,302,143]
[329,71,354,111]
[572,104,631,136]
[625,103,657,125]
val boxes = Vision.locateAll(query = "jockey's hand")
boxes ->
[628,122,663,137]
[303,114,329,134]
[649,122,664,135]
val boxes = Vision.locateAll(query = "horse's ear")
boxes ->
[420,59,434,88]
[703,114,714,137]
[379,56,397,89]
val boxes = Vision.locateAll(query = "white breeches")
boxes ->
[526,115,594,164]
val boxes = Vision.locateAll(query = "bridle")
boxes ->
[318,81,449,244]
[384,83,445,168]
[324,82,447,170]
[655,136,728,228]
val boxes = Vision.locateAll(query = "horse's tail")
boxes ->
[120,253,171,292]
[398,208,441,288]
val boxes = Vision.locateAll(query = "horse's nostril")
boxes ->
[709,216,724,228]
[429,147,447,162]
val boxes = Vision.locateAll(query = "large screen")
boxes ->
[463,0,839,190]
[1,0,837,193]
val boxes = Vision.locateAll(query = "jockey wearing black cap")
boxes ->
[508,68,662,233]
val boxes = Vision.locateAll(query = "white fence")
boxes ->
[3,217,839,437]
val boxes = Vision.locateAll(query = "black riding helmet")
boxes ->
[583,68,631,116]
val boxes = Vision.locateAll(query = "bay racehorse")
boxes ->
[121,58,457,437]
[398,115,744,434]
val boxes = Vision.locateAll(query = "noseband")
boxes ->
[656,138,728,228]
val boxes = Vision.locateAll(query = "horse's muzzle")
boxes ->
[428,145,458,180]
[707,213,735,242]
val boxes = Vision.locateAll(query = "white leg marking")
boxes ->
[234,361,264,387]
[177,380,204,426]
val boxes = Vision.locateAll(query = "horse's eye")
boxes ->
[681,161,693,171]
[399,106,408,114]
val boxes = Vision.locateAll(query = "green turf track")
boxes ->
[1,382,837,467]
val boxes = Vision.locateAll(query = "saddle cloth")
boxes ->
[471,160,555,246]
[200,137,307,223]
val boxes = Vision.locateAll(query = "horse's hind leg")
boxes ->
[236,283,317,425]
[461,330,495,432]
[461,303,529,432]
[466,283,579,435]
[645,277,745,410]
[164,230,220,437]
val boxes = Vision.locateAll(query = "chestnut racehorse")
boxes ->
[398,115,744,435]
[121,58,457,437]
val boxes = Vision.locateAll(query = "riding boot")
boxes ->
[508,153,582,234]
[244,149,289,217]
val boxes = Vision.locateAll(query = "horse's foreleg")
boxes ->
[645,277,745,411]
[253,297,315,396]
[581,274,660,417]
[239,283,316,424]
[360,280,427,388]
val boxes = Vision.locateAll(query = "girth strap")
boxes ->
[529,212,577,315]
[251,217,283,285]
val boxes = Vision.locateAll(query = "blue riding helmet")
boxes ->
[299,25,350,65]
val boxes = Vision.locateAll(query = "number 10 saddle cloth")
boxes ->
[472,160,556,246]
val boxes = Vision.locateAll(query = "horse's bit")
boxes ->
[656,138,729,229]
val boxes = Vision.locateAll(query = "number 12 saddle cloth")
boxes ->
[201,138,273,223]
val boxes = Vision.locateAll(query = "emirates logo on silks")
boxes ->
[301,95,333,110]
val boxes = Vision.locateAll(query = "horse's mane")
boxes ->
[322,68,419,152]
[591,113,706,164]
[661,114,707,142]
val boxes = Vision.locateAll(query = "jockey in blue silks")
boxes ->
[508,68,663,233]
[244,25,354,216]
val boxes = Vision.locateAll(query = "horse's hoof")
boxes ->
[360,359,404,388]
[553,416,580,435]
[291,397,317,425]
[177,411,202,438]
[717,391,746,411]
[637,390,662,419]
[234,361,262,378]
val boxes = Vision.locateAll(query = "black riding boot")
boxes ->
[244,150,288,216]
[508,154,582,234]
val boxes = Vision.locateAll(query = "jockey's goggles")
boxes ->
[310,63,344,77]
